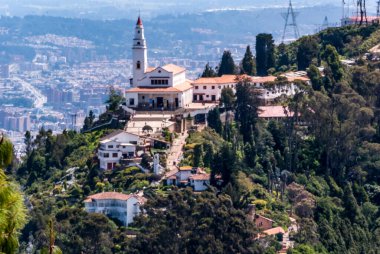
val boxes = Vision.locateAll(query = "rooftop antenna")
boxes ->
[281,0,300,43]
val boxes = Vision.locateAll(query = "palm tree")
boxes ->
[0,136,27,254]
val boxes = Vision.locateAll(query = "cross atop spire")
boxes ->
[136,16,143,26]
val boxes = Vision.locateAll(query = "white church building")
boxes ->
[125,17,193,110]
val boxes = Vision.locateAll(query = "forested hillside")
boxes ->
[3,23,380,253]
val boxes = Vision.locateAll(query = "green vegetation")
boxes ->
[3,23,380,253]
[256,33,275,76]
[218,50,237,76]
[0,137,27,254]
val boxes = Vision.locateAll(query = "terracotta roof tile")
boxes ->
[85,192,146,204]
[162,64,186,74]
[263,227,285,236]
[84,192,132,202]
[189,173,210,181]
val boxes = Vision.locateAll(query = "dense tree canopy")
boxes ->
[241,45,256,75]
[218,51,236,76]
[127,189,262,254]
[256,33,275,76]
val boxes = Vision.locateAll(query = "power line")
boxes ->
[281,0,300,43]
[356,0,367,25]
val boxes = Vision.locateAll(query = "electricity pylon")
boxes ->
[281,0,300,43]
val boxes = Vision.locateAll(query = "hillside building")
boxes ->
[192,74,310,105]
[84,192,145,226]
[125,17,193,110]
[97,130,142,170]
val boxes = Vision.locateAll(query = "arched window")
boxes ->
[137,42,141,45]
[136,61,141,69]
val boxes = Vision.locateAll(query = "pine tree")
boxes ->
[277,43,290,69]
[256,33,275,76]
[207,108,223,135]
[235,77,260,143]
[201,63,217,77]
[218,51,236,76]
[24,131,33,156]
[241,45,256,75]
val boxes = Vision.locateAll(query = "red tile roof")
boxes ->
[162,64,186,74]
[136,16,143,26]
[263,227,285,236]
[84,192,133,202]
[349,16,380,22]
[189,173,210,181]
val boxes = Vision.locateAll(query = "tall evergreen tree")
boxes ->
[255,33,275,76]
[307,64,323,91]
[24,131,33,156]
[201,63,217,77]
[235,78,260,143]
[297,36,319,70]
[207,108,223,135]
[218,51,236,76]
[277,43,290,69]
[241,45,256,75]
[322,45,343,83]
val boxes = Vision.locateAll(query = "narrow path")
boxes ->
[166,132,188,171]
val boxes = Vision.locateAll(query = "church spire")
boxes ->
[132,15,147,87]
[136,16,143,26]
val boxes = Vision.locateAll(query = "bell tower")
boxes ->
[132,16,147,86]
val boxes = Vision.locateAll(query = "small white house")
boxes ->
[98,130,142,170]
[189,173,211,192]
[84,192,145,226]
[164,166,210,192]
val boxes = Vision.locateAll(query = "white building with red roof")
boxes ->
[164,166,210,192]
[97,130,142,170]
[125,17,193,110]
[191,74,309,105]
[84,192,145,226]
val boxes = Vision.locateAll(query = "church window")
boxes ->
[136,61,141,69]
[138,30,140,34]
[203,86,206,90]
[137,42,141,45]
[212,86,215,89]
[195,86,199,89]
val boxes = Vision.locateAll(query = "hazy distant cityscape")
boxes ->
[1,0,379,156]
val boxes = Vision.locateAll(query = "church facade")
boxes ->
[125,17,193,110]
